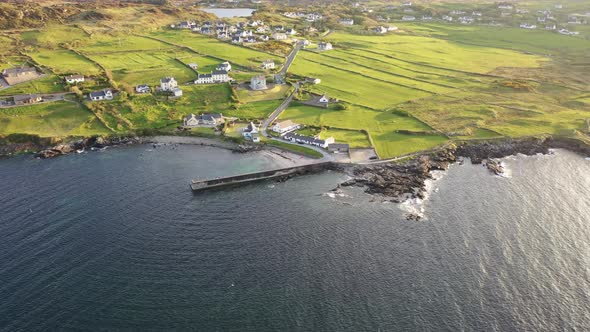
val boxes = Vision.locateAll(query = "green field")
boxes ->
[29,48,102,76]
[0,101,108,137]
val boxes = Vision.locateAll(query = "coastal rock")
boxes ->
[35,136,140,159]
[484,159,504,175]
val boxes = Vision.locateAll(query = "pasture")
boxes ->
[0,101,108,137]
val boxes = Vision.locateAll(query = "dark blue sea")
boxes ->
[1,145,589,331]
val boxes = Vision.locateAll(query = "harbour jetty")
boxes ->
[190,162,333,191]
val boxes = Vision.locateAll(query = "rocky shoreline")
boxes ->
[335,137,590,206]
[28,135,262,159]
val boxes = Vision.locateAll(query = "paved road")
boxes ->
[278,40,304,77]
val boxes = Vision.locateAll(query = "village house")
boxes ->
[318,42,333,51]
[328,143,350,154]
[256,26,269,33]
[171,88,183,97]
[546,24,557,30]
[422,16,433,20]
[244,36,257,43]
[216,62,232,72]
[442,15,454,22]
[286,28,297,35]
[272,32,288,41]
[259,35,270,42]
[283,132,335,148]
[242,122,260,142]
[250,75,268,90]
[520,23,537,29]
[183,113,224,127]
[272,120,301,134]
[2,66,39,85]
[194,70,230,84]
[402,16,416,21]
[261,60,275,70]
[160,77,178,92]
[65,75,84,84]
[232,36,243,44]
[274,25,285,31]
[188,63,198,70]
[339,18,354,25]
[13,94,42,105]
[319,94,329,104]
[135,84,151,94]
[89,89,113,101]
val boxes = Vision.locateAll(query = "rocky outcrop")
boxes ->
[340,147,457,203]
[35,136,140,159]
[338,137,590,202]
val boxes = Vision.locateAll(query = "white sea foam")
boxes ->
[398,170,446,220]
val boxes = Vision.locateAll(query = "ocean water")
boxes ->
[1,145,589,331]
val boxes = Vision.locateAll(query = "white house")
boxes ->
[89,89,113,101]
[250,75,267,90]
[184,114,200,127]
[318,42,333,51]
[171,88,183,97]
[286,28,297,35]
[272,120,300,134]
[272,32,288,40]
[212,70,230,82]
[402,16,416,21]
[188,63,198,70]
[319,94,329,104]
[135,84,151,94]
[283,132,334,148]
[160,77,178,92]
[184,113,223,127]
[242,122,260,142]
[373,26,388,34]
[339,18,354,25]
[261,60,275,70]
[520,23,537,29]
[65,74,84,84]
[195,73,213,84]
[216,62,232,72]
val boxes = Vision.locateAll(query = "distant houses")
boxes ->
[272,120,301,134]
[339,18,354,25]
[89,89,113,101]
[272,32,288,41]
[65,75,84,84]
[13,94,42,105]
[250,75,267,90]
[160,77,178,92]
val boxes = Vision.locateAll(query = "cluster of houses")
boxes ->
[171,19,298,45]
[282,11,323,22]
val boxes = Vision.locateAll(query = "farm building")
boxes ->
[188,63,198,70]
[2,66,40,85]
[160,77,178,92]
[89,89,113,101]
[65,75,84,84]
[319,94,329,104]
[339,18,354,25]
[13,94,42,105]
[250,75,268,90]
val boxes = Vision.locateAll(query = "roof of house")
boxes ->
[184,113,197,122]
[284,132,326,145]
[245,122,258,133]
[13,94,40,102]
[89,89,111,98]
[212,70,228,75]
[2,67,36,76]
[161,77,176,83]
[198,73,213,79]
[274,119,297,128]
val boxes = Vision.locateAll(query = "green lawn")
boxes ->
[265,139,324,159]
[0,74,66,96]
[237,84,290,103]
[28,48,103,76]
[226,99,283,119]
[0,101,108,137]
